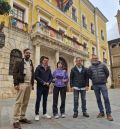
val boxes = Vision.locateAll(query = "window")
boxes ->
[9,49,22,75]
[72,7,77,22]
[40,18,48,26]
[92,47,96,55]
[83,42,88,51]
[101,30,104,40]
[103,51,107,63]
[82,15,87,29]
[91,23,94,34]
[103,51,106,58]
[13,5,25,22]
[111,44,117,48]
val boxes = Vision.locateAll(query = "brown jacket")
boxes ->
[13,58,34,86]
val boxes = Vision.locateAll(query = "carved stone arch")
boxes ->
[9,49,22,75]
[59,57,68,71]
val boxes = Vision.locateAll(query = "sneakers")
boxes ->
[107,114,114,121]
[97,112,105,118]
[61,113,66,118]
[73,113,78,118]
[13,122,21,129]
[83,112,89,117]
[54,114,59,119]
[35,115,39,121]
[42,114,51,119]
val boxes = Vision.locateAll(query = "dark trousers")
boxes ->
[93,84,111,114]
[53,86,67,115]
[35,86,49,115]
[73,89,87,113]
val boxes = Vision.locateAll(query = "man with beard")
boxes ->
[88,55,113,121]
[13,48,34,129]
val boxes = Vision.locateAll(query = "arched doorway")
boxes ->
[9,49,22,75]
[59,57,68,70]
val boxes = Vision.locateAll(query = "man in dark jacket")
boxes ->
[70,57,89,118]
[88,55,113,121]
[35,56,53,121]
[13,48,34,129]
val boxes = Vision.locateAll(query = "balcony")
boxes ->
[10,17,28,32]
[31,22,88,57]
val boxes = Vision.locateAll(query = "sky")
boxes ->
[89,0,120,41]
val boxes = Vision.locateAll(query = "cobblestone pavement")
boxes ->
[0,89,120,129]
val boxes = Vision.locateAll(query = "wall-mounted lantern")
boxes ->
[0,21,5,48]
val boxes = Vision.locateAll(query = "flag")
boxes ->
[56,0,62,9]
[56,0,73,12]
[63,0,73,12]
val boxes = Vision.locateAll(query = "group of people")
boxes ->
[12,48,113,129]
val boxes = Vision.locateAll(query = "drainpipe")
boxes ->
[94,8,100,60]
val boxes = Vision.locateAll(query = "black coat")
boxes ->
[70,66,89,88]
[35,65,53,86]
[88,62,109,85]
[13,58,34,86]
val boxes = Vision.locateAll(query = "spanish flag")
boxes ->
[56,0,73,12]
[63,0,73,12]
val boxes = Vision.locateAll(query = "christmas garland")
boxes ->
[0,0,11,15]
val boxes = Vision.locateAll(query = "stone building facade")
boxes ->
[108,9,120,88]
[108,38,120,88]
[0,0,111,98]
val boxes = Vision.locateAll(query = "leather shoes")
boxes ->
[83,112,89,117]
[19,118,32,124]
[13,122,21,129]
[97,112,105,118]
[73,113,78,118]
[107,114,113,121]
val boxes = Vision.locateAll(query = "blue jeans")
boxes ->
[93,84,111,114]
[73,89,87,113]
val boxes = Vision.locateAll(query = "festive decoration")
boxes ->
[0,0,11,15]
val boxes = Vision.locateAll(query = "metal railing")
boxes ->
[32,22,85,51]
[10,17,28,31]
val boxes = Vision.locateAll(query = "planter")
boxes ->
[0,0,11,15]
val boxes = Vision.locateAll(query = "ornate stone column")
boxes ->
[55,51,59,64]
[35,45,40,67]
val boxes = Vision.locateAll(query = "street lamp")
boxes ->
[0,32,5,48]
[0,21,5,48]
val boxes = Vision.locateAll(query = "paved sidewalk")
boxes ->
[0,89,120,129]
